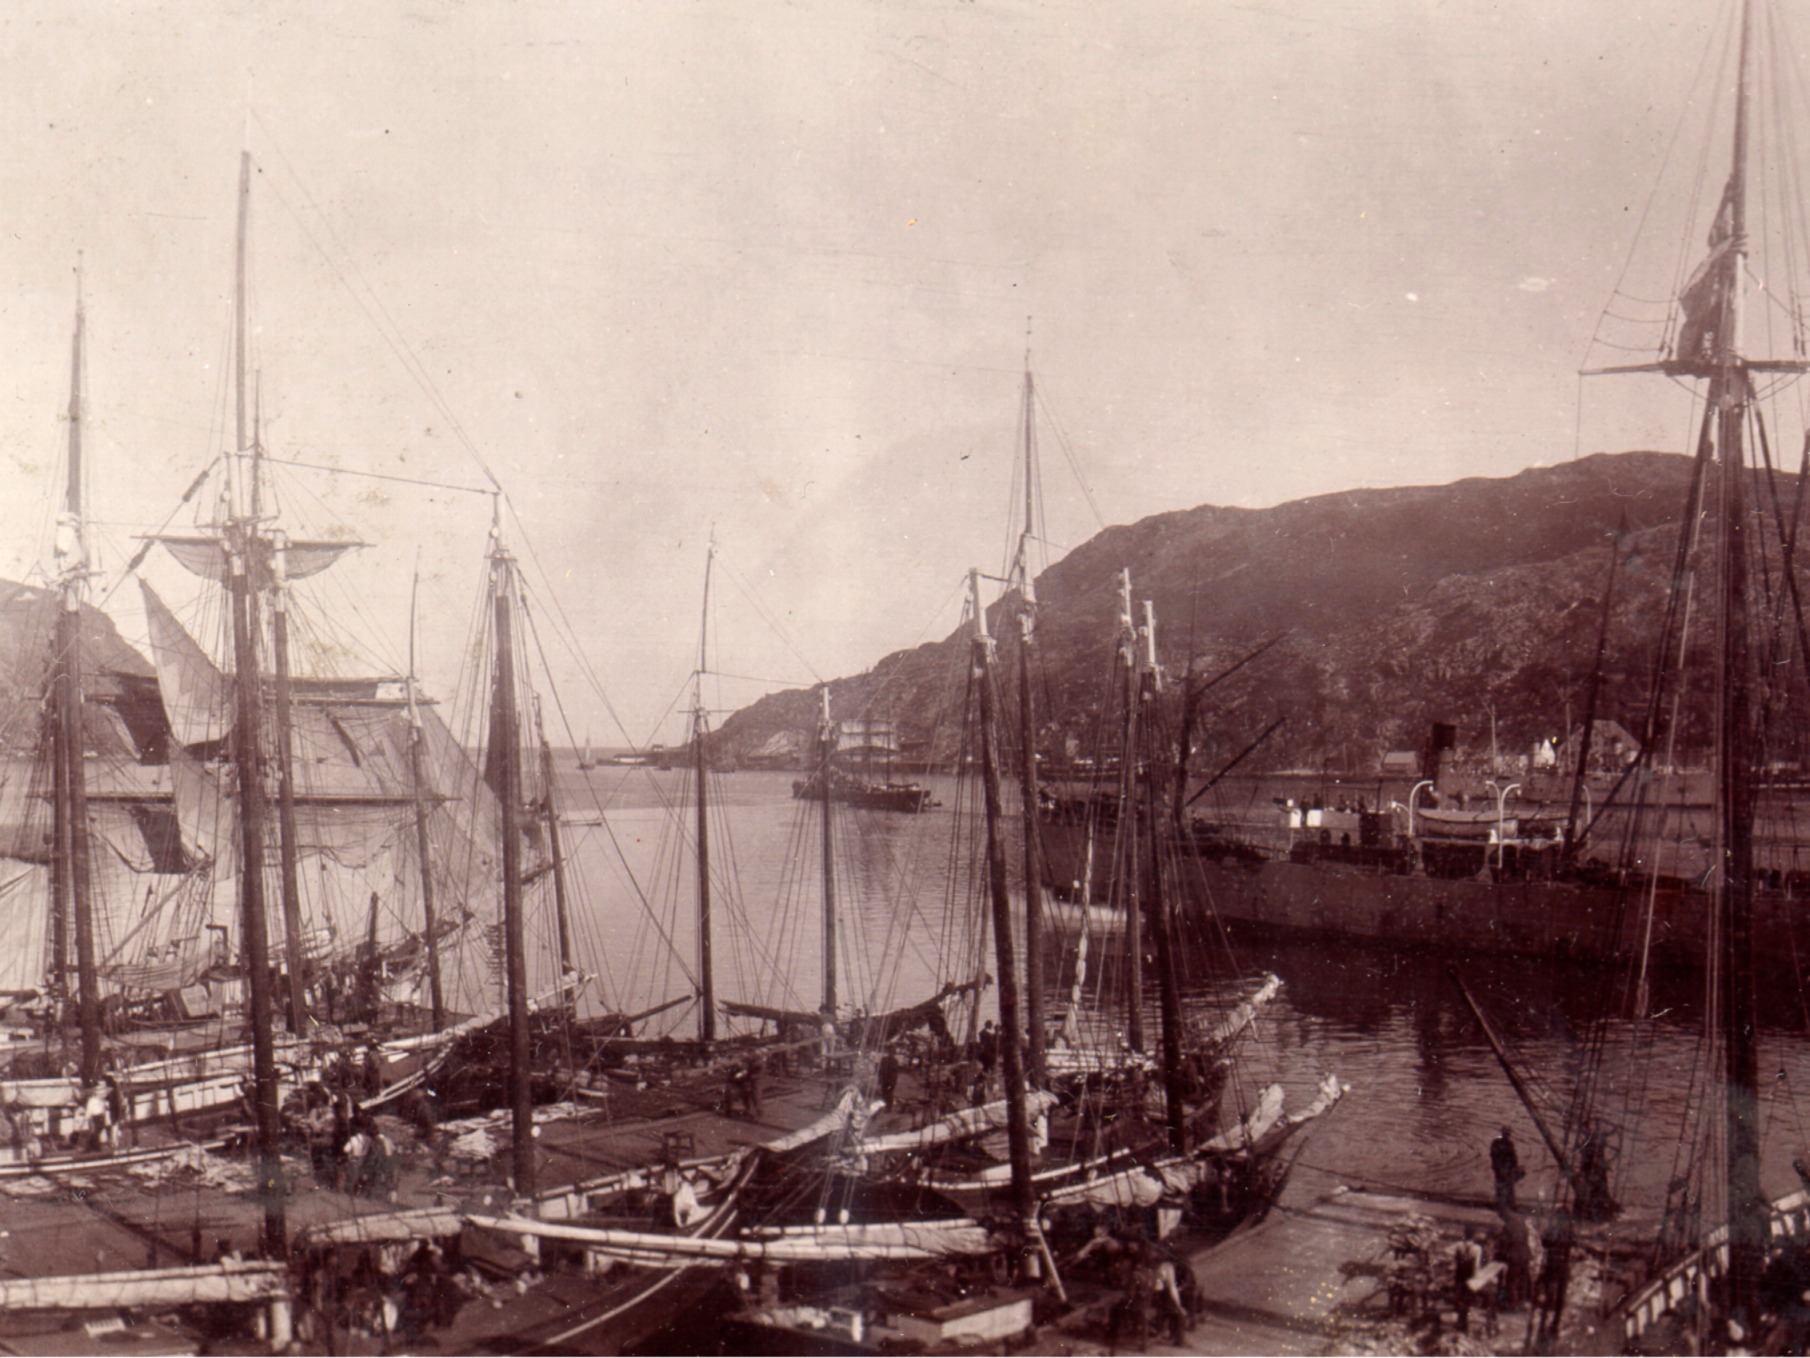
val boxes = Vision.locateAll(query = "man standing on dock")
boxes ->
[1452,1229,1485,1335]
[1490,1126,1522,1211]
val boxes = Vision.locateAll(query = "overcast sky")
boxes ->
[0,0,1765,744]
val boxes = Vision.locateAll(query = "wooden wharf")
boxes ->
[2,1064,845,1257]
[1146,1186,1549,1355]
[2,1071,1501,1358]
[0,1060,859,1353]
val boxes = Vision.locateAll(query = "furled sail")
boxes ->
[849,1092,1060,1157]
[151,533,360,587]
[464,1213,998,1264]
[1674,176,1739,367]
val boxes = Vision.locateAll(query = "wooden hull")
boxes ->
[426,1159,758,1355]
[1041,821,1810,972]
[790,775,933,814]
[1613,1188,1810,1351]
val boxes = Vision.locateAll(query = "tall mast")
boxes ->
[1115,570,1145,1051]
[406,572,446,1030]
[817,687,837,1018]
[694,542,716,1043]
[970,568,1038,1254]
[1562,527,1622,869]
[1140,601,1187,1153]
[490,542,536,1200]
[535,697,575,976]
[1015,348,1046,1088]
[225,149,285,1258]
[254,358,307,1035]
[268,529,309,1034]
[58,267,101,1083]
[1717,0,1763,1323]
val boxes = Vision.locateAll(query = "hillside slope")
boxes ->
[714,452,1739,773]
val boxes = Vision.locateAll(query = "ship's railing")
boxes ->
[1618,1188,1810,1345]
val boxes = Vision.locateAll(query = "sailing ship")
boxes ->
[1440,1,1810,1350]
[791,713,936,813]
[653,359,1349,1342]
[0,151,640,1243]
[0,294,491,1175]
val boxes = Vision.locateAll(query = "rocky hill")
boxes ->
[713,452,1769,776]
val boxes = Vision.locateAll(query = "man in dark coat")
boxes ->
[877,1050,901,1106]
[1490,1126,1522,1211]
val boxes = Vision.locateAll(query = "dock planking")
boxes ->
[0,1065,860,1287]
[1179,1187,1514,1354]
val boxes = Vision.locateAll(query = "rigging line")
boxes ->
[701,669,818,690]
[1032,384,1107,535]
[1588,338,1675,355]
[91,461,224,613]
[714,551,826,691]
[1777,1,1810,365]
[258,456,493,498]
[245,126,501,494]
[638,684,690,758]
[503,506,629,745]
[847,572,974,720]
[699,770,788,1007]
[499,505,637,748]
[514,586,696,990]
[1588,2,1730,367]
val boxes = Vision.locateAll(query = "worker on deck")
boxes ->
[1452,1228,1486,1335]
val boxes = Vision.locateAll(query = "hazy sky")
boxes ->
[0,0,1761,744]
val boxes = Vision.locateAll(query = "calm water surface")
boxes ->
[546,766,1810,1229]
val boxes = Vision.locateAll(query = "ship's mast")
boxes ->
[1716,0,1763,1324]
[535,697,575,977]
[406,572,446,1031]
[1115,570,1145,1052]
[970,568,1038,1258]
[818,687,837,1018]
[694,542,716,1043]
[1562,530,1622,871]
[1139,601,1187,1153]
[269,524,309,1033]
[490,539,536,1201]
[225,148,286,1258]
[57,268,101,1083]
[1015,351,1047,1088]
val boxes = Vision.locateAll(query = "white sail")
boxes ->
[140,578,232,747]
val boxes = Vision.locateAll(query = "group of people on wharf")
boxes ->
[1411,1126,1574,1344]
[283,1044,407,1199]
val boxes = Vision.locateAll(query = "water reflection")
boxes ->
[555,766,1810,1236]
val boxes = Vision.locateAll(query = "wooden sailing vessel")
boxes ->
[0,160,547,1180]
[789,714,936,814]
[664,360,1346,1340]
[1451,2,1810,1349]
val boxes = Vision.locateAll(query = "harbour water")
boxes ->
[553,764,1810,1248]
